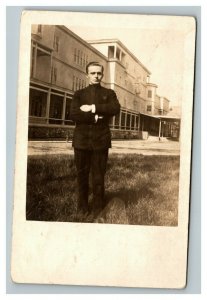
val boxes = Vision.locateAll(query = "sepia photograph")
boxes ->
[27,23,182,225]
[11,10,196,288]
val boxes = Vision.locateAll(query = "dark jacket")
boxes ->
[70,84,120,150]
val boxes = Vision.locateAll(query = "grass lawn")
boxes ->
[26,154,180,226]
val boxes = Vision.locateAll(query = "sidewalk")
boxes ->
[28,138,180,156]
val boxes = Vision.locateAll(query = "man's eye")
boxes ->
[90,72,102,75]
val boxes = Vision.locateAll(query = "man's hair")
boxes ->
[86,62,104,74]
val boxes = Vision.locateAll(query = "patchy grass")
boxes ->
[26,154,180,226]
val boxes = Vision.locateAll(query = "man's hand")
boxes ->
[80,105,92,112]
[94,114,104,123]
[80,104,96,113]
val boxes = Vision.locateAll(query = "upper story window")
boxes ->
[53,35,59,52]
[147,105,152,112]
[147,75,150,83]
[148,90,152,98]
[108,46,115,59]
[74,48,87,68]
[51,66,58,83]
[72,75,75,91]
[32,24,43,37]
[77,50,80,64]
[80,51,83,66]
[37,25,42,34]
[121,52,126,64]
[30,41,52,83]
[116,47,121,60]
[74,48,77,62]
[76,77,79,91]
[72,76,86,91]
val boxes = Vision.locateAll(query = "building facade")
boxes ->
[29,25,172,140]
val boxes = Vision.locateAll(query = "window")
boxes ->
[51,67,57,83]
[83,54,85,67]
[77,50,80,64]
[135,115,139,130]
[31,41,52,82]
[76,77,79,91]
[108,46,115,59]
[30,46,36,77]
[126,113,131,130]
[65,99,71,121]
[74,48,77,62]
[121,52,126,64]
[131,115,135,129]
[80,51,83,66]
[53,36,59,52]
[37,25,42,34]
[148,90,152,98]
[121,111,126,129]
[79,78,82,90]
[49,94,63,124]
[72,76,75,91]
[29,88,47,117]
[31,42,51,82]
[116,47,121,60]
[114,112,120,129]
[74,49,88,68]
[147,105,152,112]
[64,98,74,125]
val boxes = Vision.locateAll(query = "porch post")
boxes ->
[158,119,162,141]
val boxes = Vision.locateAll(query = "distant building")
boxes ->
[29,25,175,140]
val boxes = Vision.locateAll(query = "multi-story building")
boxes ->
[30,25,108,139]
[29,25,172,140]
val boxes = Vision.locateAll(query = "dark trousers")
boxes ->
[74,148,108,212]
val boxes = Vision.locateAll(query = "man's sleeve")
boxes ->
[95,90,120,116]
[70,91,95,124]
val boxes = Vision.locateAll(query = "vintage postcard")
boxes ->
[11,10,196,288]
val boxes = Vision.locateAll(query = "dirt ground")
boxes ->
[28,137,180,156]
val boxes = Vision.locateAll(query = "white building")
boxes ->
[29,25,171,140]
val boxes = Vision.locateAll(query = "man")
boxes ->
[70,62,120,220]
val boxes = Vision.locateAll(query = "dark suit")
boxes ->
[70,84,120,213]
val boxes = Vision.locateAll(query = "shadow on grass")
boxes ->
[105,186,154,206]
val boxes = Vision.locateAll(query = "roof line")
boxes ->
[87,38,151,75]
[58,26,108,61]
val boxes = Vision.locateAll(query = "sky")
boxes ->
[64,12,195,107]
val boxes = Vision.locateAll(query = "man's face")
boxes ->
[87,65,103,85]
